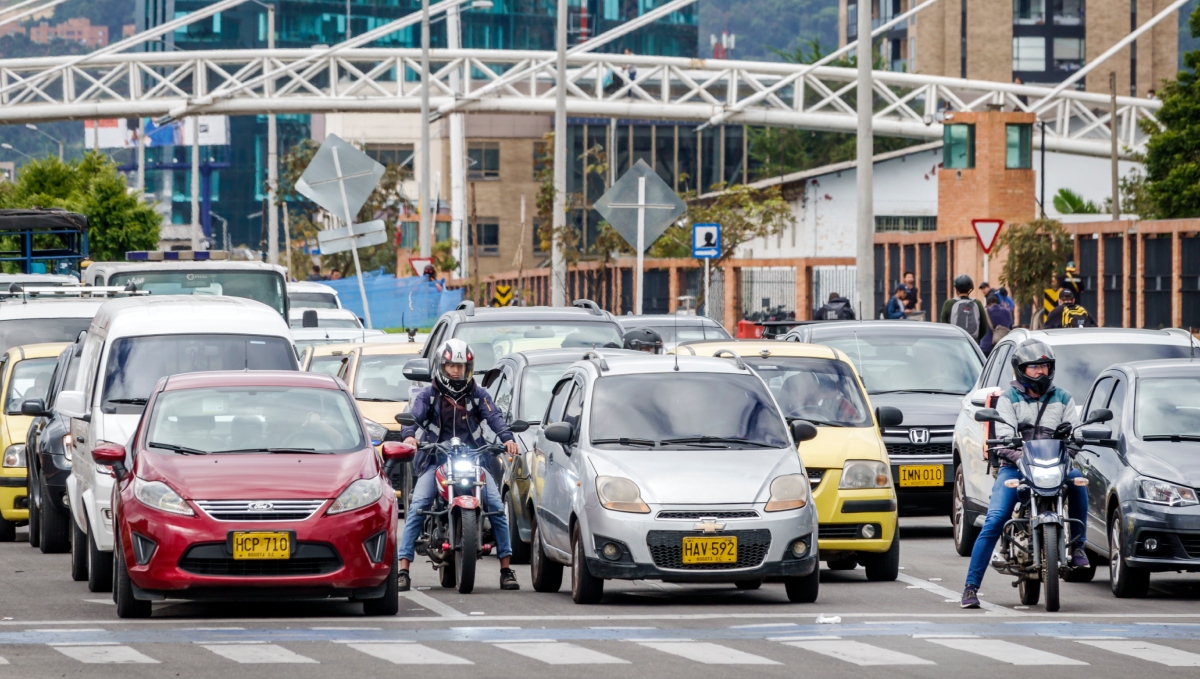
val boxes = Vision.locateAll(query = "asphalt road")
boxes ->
[2,517,1200,678]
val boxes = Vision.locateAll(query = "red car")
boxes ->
[94,370,414,618]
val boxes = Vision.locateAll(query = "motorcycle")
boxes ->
[973,406,1113,612]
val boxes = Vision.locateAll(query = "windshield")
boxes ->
[101,334,297,413]
[589,373,790,449]
[1050,344,1192,399]
[634,323,731,344]
[146,386,365,454]
[745,357,870,427]
[1136,377,1200,439]
[107,270,286,316]
[5,357,56,414]
[820,333,982,395]
[454,322,623,372]
[309,355,347,377]
[0,318,91,356]
[289,292,339,309]
[290,317,360,329]
[354,354,413,402]
[521,362,573,420]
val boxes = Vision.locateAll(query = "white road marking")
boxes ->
[52,644,159,664]
[896,574,1020,616]
[400,590,466,618]
[494,641,629,664]
[784,639,935,666]
[925,638,1087,665]
[200,644,317,664]
[1075,639,1200,666]
[84,599,114,605]
[348,642,473,664]
[639,641,780,665]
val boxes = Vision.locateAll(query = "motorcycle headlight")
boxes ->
[61,434,73,464]
[839,460,891,489]
[596,476,650,513]
[133,477,194,516]
[1028,465,1064,489]
[328,475,384,514]
[765,474,810,512]
[364,419,387,446]
[1137,477,1199,507]
[2,444,25,468]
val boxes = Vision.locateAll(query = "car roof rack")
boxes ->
[711,348,748,370]
[572,299,603,315]
[456,300,475,316]
[0,285,150,301]
[581,350,609,371]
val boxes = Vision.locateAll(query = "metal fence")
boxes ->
[812,265,858,317]
[740,267,796,321]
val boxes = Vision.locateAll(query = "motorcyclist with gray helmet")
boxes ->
[623,327,664,354]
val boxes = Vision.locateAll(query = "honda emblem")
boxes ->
[908,428,930,444]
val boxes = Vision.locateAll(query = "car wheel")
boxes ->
[1110,512,1150,598]
[70,514,88,582]
[570,525,604,604]
[0,510,16,542]
[734,580,762,590]
[952,465,979,557]
[530,521,563,593]
[87,522,113,593]
[506,492,531,565]
[27,467,40,549]
[784,567,819,603]
[363,550,400,616]
[113,534,151,619]
[38,477,70,553]
[863,535,900,582]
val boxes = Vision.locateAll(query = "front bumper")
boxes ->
[1122,501,1200,572]
[810,468,897,556]
[587,551,817,582]
[0,468,28,521]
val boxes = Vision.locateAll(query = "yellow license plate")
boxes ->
[898,465,944,487]
[232,532,291,560]
[681,536,737,564]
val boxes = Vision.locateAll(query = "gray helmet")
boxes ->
[953,274,974,294]
[1011,339,1055,393]
[622,327,663,354]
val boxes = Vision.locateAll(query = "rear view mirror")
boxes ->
[1083,408,1113,425]
[302,309,319,328]
[92,442,127,479]
[402,358,432,382]
[394,412,417,426]
[974,407,1004,424]
[55,390,86,419]
[20,399,46,417]
[791,420,818,443]
[875,406,904,428]
[543,422,572,444]
[507,420,531,434]
[1077,424,1113,442]
[381,441,416,461]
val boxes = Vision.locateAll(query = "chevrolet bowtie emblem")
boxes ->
[693,519,726,533]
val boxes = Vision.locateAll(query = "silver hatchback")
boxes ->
[526,352,821,604]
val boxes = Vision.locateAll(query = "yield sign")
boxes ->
[972,219,1004,255]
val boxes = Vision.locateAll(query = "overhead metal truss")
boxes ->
[0,48,1158,159]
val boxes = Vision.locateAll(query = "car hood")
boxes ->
[795,427,886,469]
[867,391,965,427]
[96,414,140,448]
[358,400,409,429]
[585,446,802,505]
[4,414,32,446]
[1126,441,1200,488]
[136,449,377,500]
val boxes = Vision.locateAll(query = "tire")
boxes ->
[113,535,151,619]
[530,521,563,593]
[27,468,40,549]
[363,550,399,616]
[863,535,900,582]
[1018,578,1041,605]
[506,493,531,565]
[439,558,457,588]
[455,509,478,594]
[734,580,762,590]
[1041,523,1060,612]
[1109,512,1150,598]
[87,523,113,593]
[39,477,69,553]
[826,558,856,571]
[0,512,16,542]
[952,464,979,557]
[570,524,604,604]
[784,567,820,603]
[70,515,88,582]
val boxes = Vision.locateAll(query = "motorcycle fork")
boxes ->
[1028,497,1041,579]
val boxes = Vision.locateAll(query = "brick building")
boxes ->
[27,17,109,47]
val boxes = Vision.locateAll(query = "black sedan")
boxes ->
[1075,359,1200,598]
[24,341,79,553]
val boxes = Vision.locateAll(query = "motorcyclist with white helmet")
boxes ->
[399,338,521,591]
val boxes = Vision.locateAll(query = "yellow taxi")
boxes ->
[677,340,901,580]
[298,342,356,376]
[0,342,71,541]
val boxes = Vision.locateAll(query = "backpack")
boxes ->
[950,298,980,336]
[820,299,855,321]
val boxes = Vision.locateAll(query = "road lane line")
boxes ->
[925,638,1087,665]
[896,574,1020,616]
[638,641,780,665]
[1075,639,1200,666]
[200,643,317,664]
[400,590,466,618]
[52,645,159,664]
[348,642,473,664]
[784,639,935,666]
[494,641,629,664]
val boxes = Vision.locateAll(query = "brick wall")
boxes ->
[936,110,1038,240]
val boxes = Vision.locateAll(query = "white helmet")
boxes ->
[433,338,474,399]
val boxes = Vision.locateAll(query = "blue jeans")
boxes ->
[965,465,1087,588]
[398,467,511,562]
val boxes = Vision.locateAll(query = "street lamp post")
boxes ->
[0,143,34,160]
[550,0,567,307]
[24,123,63,160]
[418,0,432,259]
[854,0,874,318]
[250,1,279,265]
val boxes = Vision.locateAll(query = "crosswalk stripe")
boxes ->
[494,642,629,665]
[200,644,318,664]
[52,645,159,664]
[784,640,935,666]
[925,638,1087,666]
[1075,639,1200,667]
[638,641,779,665]
[347,643,473,665]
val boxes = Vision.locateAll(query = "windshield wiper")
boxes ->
[787,416,846,428]
[660,436,777,448]
[591,438,657,448]
[148,441,208,455]
[869,389,966,396]
[356,397,403,402]
[213,447,324,454]
[107,398,148,405]
[1142,435,1200,442]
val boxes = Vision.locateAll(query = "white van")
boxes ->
[83,261,288,318]
[54,296,297,592]
[0,298,108,356]
[287,281,341,310]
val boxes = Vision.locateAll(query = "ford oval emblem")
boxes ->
[248,502,274,511]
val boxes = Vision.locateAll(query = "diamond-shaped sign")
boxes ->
[594,159,687,253]
[296,134,385,223]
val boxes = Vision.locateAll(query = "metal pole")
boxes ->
[136,117,145,196]
[283,205,293,271]
[854,0,874,318]
[447,3,467,279]
[635,176,645,315]
[1040,121,1046,218]
[191,116,201,249]
[1110,71,1120,221]
[703,257,710,320]
[550,0,567,307]
[419,0,432,259]
[332,147,374,328]
[267,4,279,265]
[345,0,351,39]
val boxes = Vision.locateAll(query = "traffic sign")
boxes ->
[492,284,514,307]
[692,223,721,259]
[296,135,385,223]
[316,219,387,255]
[593,159,686,253]
[972,219,1004,254]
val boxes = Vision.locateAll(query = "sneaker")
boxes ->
[500,568,520,591]
[397,569,411,592]
[1070,546,1090,569]
[961,586,980,609]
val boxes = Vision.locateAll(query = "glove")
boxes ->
[1054,422,1073,440]
[1000,448,1023,464]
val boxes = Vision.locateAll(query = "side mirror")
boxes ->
[381,441,416,462]
[1083,408,1114,425]
[543,421,573,444]
[1077,424,1113,442]
[875,406,904,428]
[394,412,417,426]
[402,358,432,383]
[974,407,1004,424]
[20,399,47,417]
[55,390,86,419]
[302,309,319,328]
[92,442,127,479]
[791,420,818,443]
[507,420,531,434]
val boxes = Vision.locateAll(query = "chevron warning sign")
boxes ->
[492,285,514,307]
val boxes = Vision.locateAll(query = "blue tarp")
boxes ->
[324,270,463,329]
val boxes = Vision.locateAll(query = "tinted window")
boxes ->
[0,318,91,356]
[308,355,347,377]
[987,343,1015,388]
[5,357,56,414]
[744,357,870,427]
[1135,377,1200,438]
[1052,343,1191,402]
[819,333,982,395]
[636,323,731,343]
[289,292,339,309]
[520,362,574,421]
[544,378,573,425]
[353,354,413,402]
[1107,379,1127,438]
[454,322,623,372]
[563,382,585,433]
[1085,376,1114,419]
[108,270,286,316]
[290,317,361,329]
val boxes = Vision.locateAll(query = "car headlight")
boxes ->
[839,460,891,489]
[765,474,810,512]
[328,475,385,514]
[1028,465,1064,489]
[133,477,194,516]
[61,434,73,464]
[596,476,650,513]
[1137,477,1199,507]
[364,419,387,445]
[2,444,25,468]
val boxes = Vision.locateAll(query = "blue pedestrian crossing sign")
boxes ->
[692,223,721,259]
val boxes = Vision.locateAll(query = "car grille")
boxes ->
[194,500,326,522]
[807,469,826,486]
[656,510,759,520]
[646,530,771,570]
[179,542,342,577]
[1172,533,1200,559]
[820,524,876,539]
[885,442,953,457]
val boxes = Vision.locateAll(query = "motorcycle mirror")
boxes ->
[974,407,1004,423]
[381,441,416,461]
[1083,408,1113,425]
[791,419,818,443]
[395,412,417,426]
[544,421,573,444]
[875,406,904,428]
[507,419,531,434]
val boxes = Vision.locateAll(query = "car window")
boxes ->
[987,343,1015,388]
[1107,379,1127,438]
[819,333,982,395]
[309,355,346,377]
[562,381,585,437]
[489,371,513,417]
[354,354,414,402]
[424,322,447,358]
[743,356,871,427]
[0,318,93,357]
[1085,376,1115,420]
[1051,343,1191,402]
[5,357,57,414]
[1134,376,1200,438]
[544,377,574,425]
[453,322,623,372]
[519,362,574,421]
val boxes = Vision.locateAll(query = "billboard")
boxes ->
[83,116,230,149]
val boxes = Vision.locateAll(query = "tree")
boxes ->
[651,183,793,267]
[1142,4,1200,218]
[1052,188,1100,214]
[995,218,1073,324]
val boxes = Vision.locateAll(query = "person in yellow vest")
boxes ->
[1043,287,1096,329]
